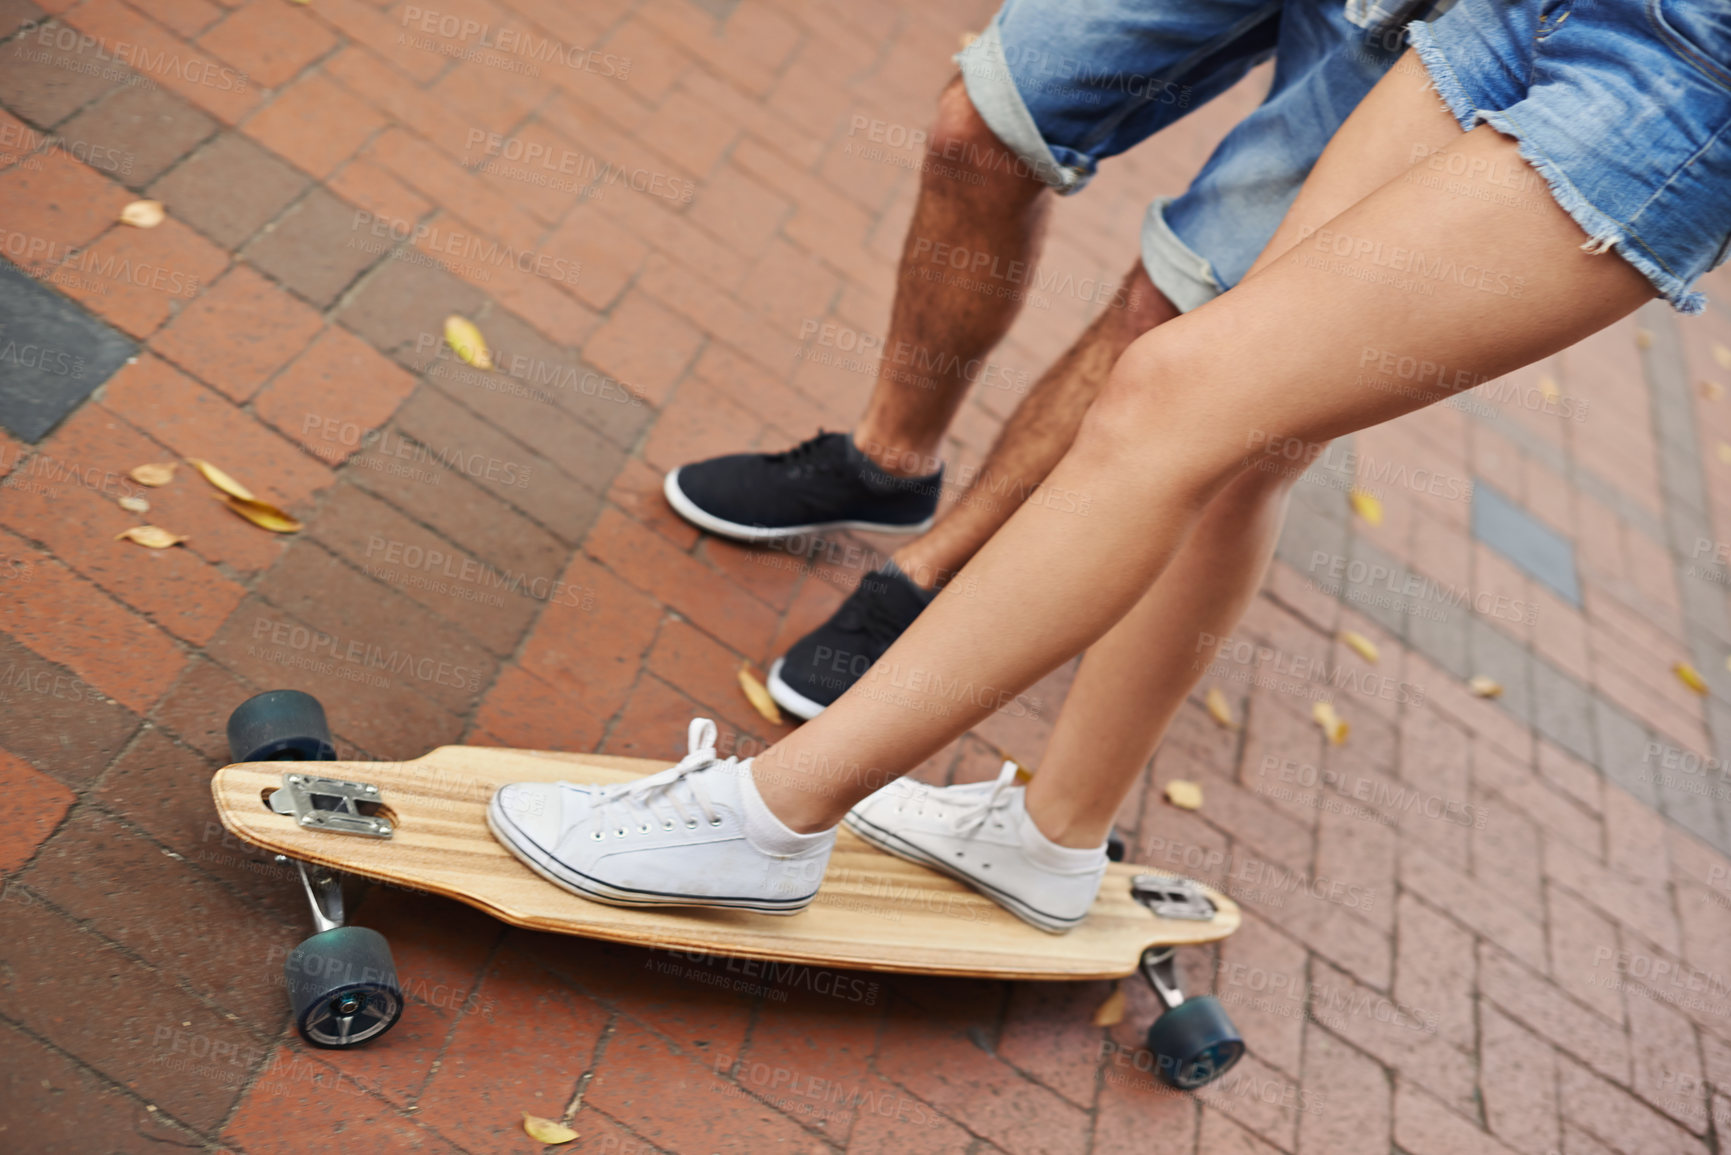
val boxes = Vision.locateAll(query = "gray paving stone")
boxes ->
[0,258,135,442]
[1343,535,1412,640]
[1592,696,1658,807]
[1467,617,1532,726]
[1407,603,1472,680]
[1472,482,1582,606]
[1529,656,1595,763]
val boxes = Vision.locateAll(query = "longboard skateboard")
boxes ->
[214,691,1245,1087]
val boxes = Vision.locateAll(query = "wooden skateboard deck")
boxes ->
[213,746,1239,981]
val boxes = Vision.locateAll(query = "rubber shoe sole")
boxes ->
[486,790,815,915]
[663,467,935,543]
[841,810,1085,933]
[767,657,829,721]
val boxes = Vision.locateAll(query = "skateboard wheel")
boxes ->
[284,927,404,1049]
[227,690,337,763]
[1145,995,1244,1090]
[1106,830,1126,863]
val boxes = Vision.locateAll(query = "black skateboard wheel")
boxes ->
[1145,995,1244,1090]
[227,690,337,763]
[1106,829,1127,863]
[284,927,404,1048]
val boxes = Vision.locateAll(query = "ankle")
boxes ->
[1023,796,1111,851]
[851,430,942,478]
[888,548,955,592]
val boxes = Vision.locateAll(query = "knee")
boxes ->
[928,76,1026,182]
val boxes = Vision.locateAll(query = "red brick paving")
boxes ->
[3,0,1731,1151]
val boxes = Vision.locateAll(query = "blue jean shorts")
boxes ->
[1410,0,1731,313]
[958,0,1410,311]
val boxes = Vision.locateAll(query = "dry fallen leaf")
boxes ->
[130,461,177,487]
[1203,686,1237,730]
[1701,380,1725,401]
[445,314,493,370]
[1164,780,1204,811]
[1635,328,1653,350]
[1467,675,1503,698]
[186,458,255,500]
[1715,343,1731,371]
[1675,662,1710,696]
[119,199,165,228]
[521,1114,578,1145]
[1348,488,1383,527]
[1092,987,1126,1027]
[118,495,150,514]
[1538,375,1560,404]
[737,664,783,725]
[116,525,186,549]
[1312,700,1349,745]
[1340,630,1380,664]
[220,494,302,533]
[1718,443,1731,466]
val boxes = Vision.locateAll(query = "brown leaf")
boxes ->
[1312,700,1349,745]
[116,525,187,549]
[119,199,165,228]
[1091,987,1126,1027]
[186,458,255,500]
[521,1114,578,1144]
[1339,630,1379,664]
[129,462,177,487]
[1467,675,1503,698]
[1164,780,1203,811]
[118,495,150,514]
[220,494,303,533]
[1699,380,1725,402]
[737,664,783,725]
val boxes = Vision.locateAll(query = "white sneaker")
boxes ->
[487,719,835,914]
[842,760,1108,933]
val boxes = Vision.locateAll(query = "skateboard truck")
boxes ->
[1129,875,1213,1012]
[1128,873,1246,1088]
[269,771,394,839]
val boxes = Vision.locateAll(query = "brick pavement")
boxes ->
[4,0,1731,1151]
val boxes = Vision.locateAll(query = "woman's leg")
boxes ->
[752,50,1657,832]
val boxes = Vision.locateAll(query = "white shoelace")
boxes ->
[947,760,1022,837]
[591,718,737,837]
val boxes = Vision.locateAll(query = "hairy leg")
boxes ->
[852,78,1054,476]
[753,50,1655,830]
[891,262,1177,588]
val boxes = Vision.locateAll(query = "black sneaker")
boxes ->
[663,431,943,542]
[767,565,934,719]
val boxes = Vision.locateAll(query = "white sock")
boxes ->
[1020,808,1108,873]
[738,759,835,854]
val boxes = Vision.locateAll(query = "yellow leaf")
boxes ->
[1164,780,1203,811]
[444,314,493,370]
[1538,375,1560,403]
[1348,488,1383,527]
[129,462,177,487]
[220,494,303,533]
[1715,343,1731,371]
[521,1114,578,1145]
[1675,662,1709,696]
[186,458,255,500]
[118,495,150,514]
[119,199,165,228]
[1467,675,1503,698]
[1635,328,1653,350]
[737,664,783,725]
[116,525,186,549]
[1312,700,1349,745]
[1719,444,1731,466]
[1340,630,1379,664]
[1092,987,1126,1027]
[1203,686,1237,730]
[1700,380,1725,401]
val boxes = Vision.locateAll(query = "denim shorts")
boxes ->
[1410,0,1731,313]
[958,0,1409,311]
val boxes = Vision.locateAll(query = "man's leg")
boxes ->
[852,77,1056,478]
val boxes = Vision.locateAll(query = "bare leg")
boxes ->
[852,78,1054,476]
[753,50,1656,831]
[892,262,1178,587]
